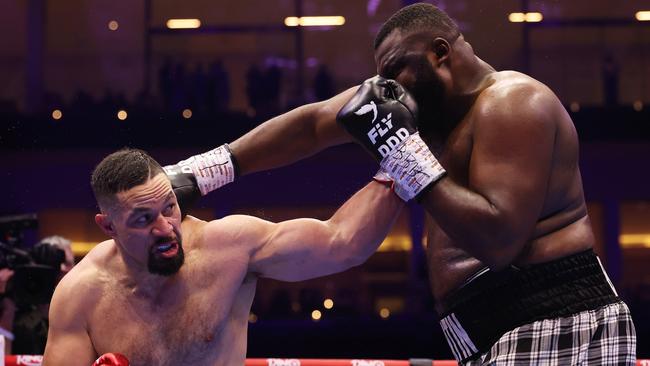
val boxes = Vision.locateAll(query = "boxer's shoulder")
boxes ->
[472,71,561,130]
[73,240,116,274]
[183,214,269,253]
[57,240,114,297]
[205,214,269,242]
[50,256,103,325]
[180,214,208,233]
[479,71,559,108]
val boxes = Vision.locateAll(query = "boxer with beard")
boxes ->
[42,148,403,365]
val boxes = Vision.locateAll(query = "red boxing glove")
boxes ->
[93,353,130,366]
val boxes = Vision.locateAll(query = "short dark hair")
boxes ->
[374,3,460,49]
[91,148,164,210]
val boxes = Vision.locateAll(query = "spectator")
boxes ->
[10,235,74,354]
[38,235,75,278]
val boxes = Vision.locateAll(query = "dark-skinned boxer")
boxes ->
[163,4,636,365]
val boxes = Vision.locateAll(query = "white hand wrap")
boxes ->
[175,144,236,195]
[376,132,446,201]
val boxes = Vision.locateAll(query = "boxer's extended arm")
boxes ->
[229,87,358,175]
[165,86,359,214]
[43,275,97,366]
[420,84,557,269]
[242,181,403,281]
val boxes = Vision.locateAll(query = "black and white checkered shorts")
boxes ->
[464,301,636,365]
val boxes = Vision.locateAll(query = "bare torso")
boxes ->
[74,217,256,366]
[424,71,594,312]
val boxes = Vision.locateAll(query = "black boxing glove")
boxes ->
[163,164,201,219]
[163,144,238,218]
[337,75,419,160]
[337,76,446,201]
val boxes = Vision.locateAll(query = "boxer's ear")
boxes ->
[95,213,117,237]
[429,37,451,66]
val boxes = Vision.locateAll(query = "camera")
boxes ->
[0,213,65,305]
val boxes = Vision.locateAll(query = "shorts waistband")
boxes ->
[439,249,619,363]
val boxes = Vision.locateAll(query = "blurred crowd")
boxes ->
[0,61,340,150]
[1,58,649,151]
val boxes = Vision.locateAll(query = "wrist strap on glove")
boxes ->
[173,144,237,196]
[377,132,446,201]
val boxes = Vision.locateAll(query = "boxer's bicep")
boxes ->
[248,182,402,281]
[469,87,556,251]
[43,282,96,365]
[248,217,351,281]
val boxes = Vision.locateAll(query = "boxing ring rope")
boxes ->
[245,359,456,366]
[3,356,650,366]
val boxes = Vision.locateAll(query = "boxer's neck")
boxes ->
[426,58,495,142]
[447,52,496,101]
[113,244,177,299]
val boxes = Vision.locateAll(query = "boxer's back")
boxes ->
[67,217,257,365]
[425,71,594,310]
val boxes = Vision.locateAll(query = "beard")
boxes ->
[407,55,447,138]
[147,236,185,276]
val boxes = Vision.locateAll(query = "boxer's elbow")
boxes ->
[461,212,528,270]
[342,246,371,268]
[471,229,528,270]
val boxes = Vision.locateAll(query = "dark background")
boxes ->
[1,0,650,360]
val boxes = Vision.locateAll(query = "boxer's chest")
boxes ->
[94,294,223,363]
[90,257,250,364]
